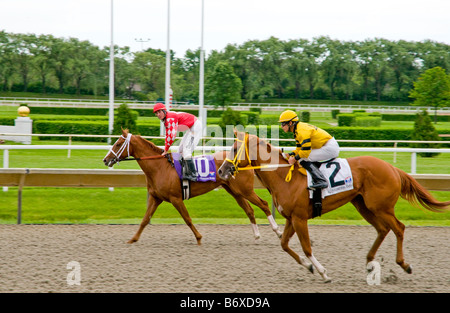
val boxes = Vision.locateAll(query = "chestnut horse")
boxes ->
[103,129,282,244]
[218,131,450,282]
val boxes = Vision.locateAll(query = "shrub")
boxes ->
[241,111,260,124]
[411,110,441,157]
[331,109,340,119]
[337,114,356,126]
[113,103,138,134]
[353,116,381,127]
[300,111,310,123]
[219,107,246,128]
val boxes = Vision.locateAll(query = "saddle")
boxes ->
[168,153,217,200]
[300,158,354,218]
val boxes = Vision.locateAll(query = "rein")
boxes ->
[106,133,166,163]
[225,133,294,181]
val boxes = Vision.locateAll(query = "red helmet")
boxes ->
[153,103,167,113]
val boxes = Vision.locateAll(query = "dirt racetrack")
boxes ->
[0,224,448,293]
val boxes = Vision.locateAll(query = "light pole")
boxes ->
[199,0,206,136]
[135,38,151,51]
[161,0,171,136]
[108,0,114,145]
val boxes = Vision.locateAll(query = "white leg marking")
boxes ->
[309,254,331,282]
[251,223,261,241]
[267,215,282,238]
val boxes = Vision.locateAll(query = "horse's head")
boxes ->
[217,131,252,181]
[218,130,285,181]
[103,129,134,167]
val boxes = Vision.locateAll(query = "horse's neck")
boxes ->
[254,155,294,191]
[131,137,161,159]
[132,138,169,179]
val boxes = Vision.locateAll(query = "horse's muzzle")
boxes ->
[103,156,118,167]
[218,164,236,181]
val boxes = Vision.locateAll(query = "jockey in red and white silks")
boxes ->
[153,102,202,181]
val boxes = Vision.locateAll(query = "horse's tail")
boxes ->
[396,168,450,213]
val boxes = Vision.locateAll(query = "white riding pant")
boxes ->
[178,120,202,159]
[299,137,340,162]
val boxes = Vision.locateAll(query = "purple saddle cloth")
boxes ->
[172,153,216,182]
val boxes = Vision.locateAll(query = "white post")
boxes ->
[3,149,8,192]
[199,0,206,136]
[161,0,171,136]
[411,152,417,174]
[108,0,115,145]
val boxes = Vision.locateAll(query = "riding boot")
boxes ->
[299,160,328,190]
[182,158,198,182]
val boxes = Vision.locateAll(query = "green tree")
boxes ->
[411,110,441,157]
[205,61,242,110]
[132,51,166,99]
[409,66,450,123]
[113,103,138,134]
[30,34,56,94]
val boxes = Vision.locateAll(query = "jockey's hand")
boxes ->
[161,150,168,156]
[288,156,297,165]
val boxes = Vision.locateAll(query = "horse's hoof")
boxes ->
[127,239,137,244]
[404,265,412,274]
[308,264,314,274]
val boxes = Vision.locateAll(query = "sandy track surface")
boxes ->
[0,224,448,293]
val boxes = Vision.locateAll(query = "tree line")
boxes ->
[1,31,449,103]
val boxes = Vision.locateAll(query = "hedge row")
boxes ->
[26,106,450,122]
[337,113,382,127]
[26,118,450,145]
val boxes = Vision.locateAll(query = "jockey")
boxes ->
[279,110,340,190]
[153,103,202,181]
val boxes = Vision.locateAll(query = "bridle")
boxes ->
[224,133,293,179]
[105,133,165,164]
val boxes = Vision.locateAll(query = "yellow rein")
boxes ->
[225,134,295,182]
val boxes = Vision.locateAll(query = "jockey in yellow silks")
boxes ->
[279,110,340,190]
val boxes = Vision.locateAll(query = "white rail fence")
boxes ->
[1,143,450,175]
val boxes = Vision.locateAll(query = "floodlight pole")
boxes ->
[165,0,171,111]
[161,0,171,136]
[199,0,206,136]
[108,0,115,145]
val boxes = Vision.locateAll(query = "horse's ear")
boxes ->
[233,127,237,137]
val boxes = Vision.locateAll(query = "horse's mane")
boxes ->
[138,136,164,154]
[253,135,289,164]
[123,129,164,154]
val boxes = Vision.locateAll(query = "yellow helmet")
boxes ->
[278,110,299,123]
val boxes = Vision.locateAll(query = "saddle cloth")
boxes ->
[171,153,217,182]
[307,158,354,199]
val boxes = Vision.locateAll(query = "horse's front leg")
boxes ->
[291,215,331,282]
[281,218,314,273]
[128,193,162,244]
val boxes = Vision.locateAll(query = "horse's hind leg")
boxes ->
[281,218,314,274]
[234,196,261,241]
[245,192,282,238]
[379,211,411,274]
[354,196,411,274]
[223,186,261,241]
[128,193,162,244]
[351,196,390,264]
[170,197,203,245]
